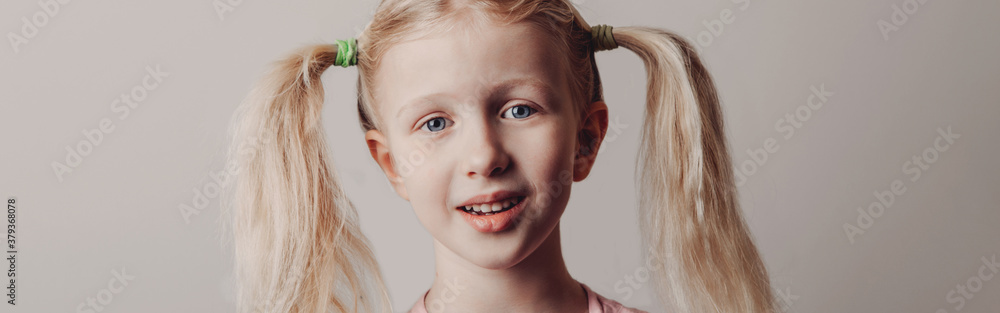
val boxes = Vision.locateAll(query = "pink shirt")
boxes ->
[407,283,649,313]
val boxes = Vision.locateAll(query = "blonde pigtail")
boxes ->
[223,44,391,313]
[613,27,776,312]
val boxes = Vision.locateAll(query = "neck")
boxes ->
[423,224,588,313]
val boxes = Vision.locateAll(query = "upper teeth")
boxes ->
[462,197,519,213]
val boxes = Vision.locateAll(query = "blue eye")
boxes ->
[502,105,535,119]
[421,117,449,132]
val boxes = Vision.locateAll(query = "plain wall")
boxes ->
[1,0,997,312]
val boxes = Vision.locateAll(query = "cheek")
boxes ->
[532,119,577,164]
[391,135,444,184]
[510,120,577,195]
[396,144,451,223]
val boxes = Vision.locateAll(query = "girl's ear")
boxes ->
[365,129,409,201]
[573,100,610,182]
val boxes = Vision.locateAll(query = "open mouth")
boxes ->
[457,196,525,216]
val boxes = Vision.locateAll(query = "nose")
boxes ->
[461,118,510,178]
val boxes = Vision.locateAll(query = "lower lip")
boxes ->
[459,197,527,233]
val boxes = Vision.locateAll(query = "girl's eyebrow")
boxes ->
[396,93,452,119]
[396,77,556,119]
[492,77,556,98]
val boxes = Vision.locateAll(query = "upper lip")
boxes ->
[456,190,525,208]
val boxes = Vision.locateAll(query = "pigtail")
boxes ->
[223,44,391,313]
[613,27,776,312]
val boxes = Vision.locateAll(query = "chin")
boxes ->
[453,220,561,270]
[452,230,536,270]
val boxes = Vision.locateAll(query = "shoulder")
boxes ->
[582,283,650,313]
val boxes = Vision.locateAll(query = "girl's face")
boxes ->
[365,21,607,269]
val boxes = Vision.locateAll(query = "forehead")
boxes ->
[372,21,570,125]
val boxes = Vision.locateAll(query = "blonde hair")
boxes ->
[223,0,775,312]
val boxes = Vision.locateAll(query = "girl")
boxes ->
[224,0,775,312]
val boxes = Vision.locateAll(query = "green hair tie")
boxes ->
[334,38,358,67]
[591,24,618,52]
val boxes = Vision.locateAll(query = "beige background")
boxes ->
[1,0,998,312]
